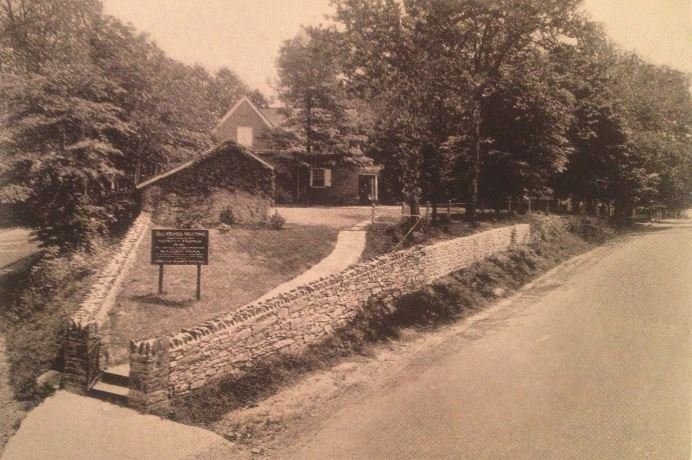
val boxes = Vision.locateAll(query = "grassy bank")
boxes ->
[108,225,338,363]
[0,245,119,398]
[361,213,527,261]
[166,215,616,432]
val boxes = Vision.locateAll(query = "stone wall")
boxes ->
[63,213,151,393]
[144,187,271,227]
[129,224,530,409]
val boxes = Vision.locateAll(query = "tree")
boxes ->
[0,1,138,248]
[1,62,135,248]
[207,67,252,119]
[1,0,262,248]
[556,27,692,222]
[404,0,585,223]
[334,0,583,221]
[275,25,352,154]
[0,0,102,72]
[612,55,692,218]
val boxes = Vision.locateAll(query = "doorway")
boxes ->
[358,175,378,204]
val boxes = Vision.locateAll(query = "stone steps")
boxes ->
[88,365,130,406]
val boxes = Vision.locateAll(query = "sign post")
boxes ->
[151,229,209,300]
[158,264,164,295]
[196,264,201,300]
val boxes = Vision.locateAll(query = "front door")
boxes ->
[358,175,375,204]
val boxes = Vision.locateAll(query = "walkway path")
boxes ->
[256,220,370,302]
[274,205,401,229]
[2,391,240,460]
[255,206,404,303]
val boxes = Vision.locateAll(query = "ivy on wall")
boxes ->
[141,142,275,227]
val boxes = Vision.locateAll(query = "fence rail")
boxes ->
[398,197,564,221]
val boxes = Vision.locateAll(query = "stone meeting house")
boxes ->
[212,96,382,205]
[136,141,275,226]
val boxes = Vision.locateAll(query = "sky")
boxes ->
[103,0,691,99]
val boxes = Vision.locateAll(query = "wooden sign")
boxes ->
[151,229,208,265]
[151,229,209,300]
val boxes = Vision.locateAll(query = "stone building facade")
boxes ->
[137,141,275,227]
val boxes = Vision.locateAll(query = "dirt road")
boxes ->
[285,224,691,459]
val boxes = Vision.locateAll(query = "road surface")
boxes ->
[0,228,39,270]
[288,224,691,459]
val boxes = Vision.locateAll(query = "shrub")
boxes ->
[174,207,207,228]
[1,246,104,401]
[218,223,232,234]
[266,211,286,230]
[219,207,236,225]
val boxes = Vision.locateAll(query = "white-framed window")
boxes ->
[310,168,332,188]
[237,126,253,147]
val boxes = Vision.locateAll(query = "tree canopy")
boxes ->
[0,0,264,249]
[270,0,691,223]
[1,0,690,250]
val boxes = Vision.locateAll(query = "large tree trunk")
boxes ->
[465,99,482,225]
[614,188,633,227]
[408,193,420,227]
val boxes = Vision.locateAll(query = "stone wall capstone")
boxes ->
[129,223,531,408]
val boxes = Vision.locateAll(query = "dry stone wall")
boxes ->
[129,223,530,410]
[63,213,151,393]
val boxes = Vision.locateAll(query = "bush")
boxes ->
[217,223,232,234]
[266,211,286,230]
[1,245,106,401]
[11,180,140,252]
[175,207,207,229]
[219,207,236,225]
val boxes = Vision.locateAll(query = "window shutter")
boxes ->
[324,169,332,187]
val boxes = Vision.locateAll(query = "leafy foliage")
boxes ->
[272,25,375,163]
[319,0,691,222]
[0,0,265,249]
[266,211,286,230]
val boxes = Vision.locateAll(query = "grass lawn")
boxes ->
[108,225,338,363]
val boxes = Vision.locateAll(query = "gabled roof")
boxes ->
[136,140,274,190]
[259,107,288,127]
[212,97,278,136]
